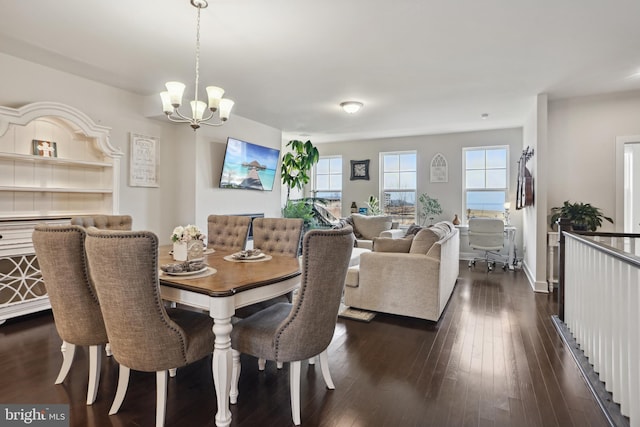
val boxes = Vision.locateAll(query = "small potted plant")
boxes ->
[549,200,613,231]
[366,195,383,215]
[418,193,443,226]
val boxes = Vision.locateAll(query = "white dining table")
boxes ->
[157,246,301,427]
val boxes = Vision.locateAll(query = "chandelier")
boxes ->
[160,0,234,130]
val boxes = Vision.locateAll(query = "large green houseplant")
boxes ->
[549,200,613,231]
[281,139,319,202]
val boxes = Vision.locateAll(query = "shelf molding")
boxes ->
[0,102,122,157]
[0,186,112,193]
[0,152,113,168]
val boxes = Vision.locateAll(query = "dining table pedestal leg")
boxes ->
[212,314,233,427]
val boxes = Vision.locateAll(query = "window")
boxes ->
[381,151,417,225]
[313,156,342,219]
[463,146,508,219]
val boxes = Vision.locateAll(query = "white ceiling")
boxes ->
[1,0,640,143]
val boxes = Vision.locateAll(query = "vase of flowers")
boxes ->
[171,224,205,261]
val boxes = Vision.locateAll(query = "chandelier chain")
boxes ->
[194,5,201,105]
[160,0,232,129]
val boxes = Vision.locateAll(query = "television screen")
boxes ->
[219,137,280,191]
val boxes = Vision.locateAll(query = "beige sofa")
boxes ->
[345,214,404,250]
[343,221,460,321]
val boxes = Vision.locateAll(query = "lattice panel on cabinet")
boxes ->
[0,255,45,305]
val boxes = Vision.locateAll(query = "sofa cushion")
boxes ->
[409,228,444,254]
[373,237,413,253]
[345,267,359,288]
[373,237,412,253]
[351,214,392,240]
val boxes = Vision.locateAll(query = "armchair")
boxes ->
[345,213,404,249]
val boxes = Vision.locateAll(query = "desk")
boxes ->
[547,231,559,292]
[158,247,301,427]
[455,224,517,270]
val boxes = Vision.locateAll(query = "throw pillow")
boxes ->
[404,224,423,237]
[351,214,392,240]
[372,236,413,253]
[334,217,361,238]
[409,228,444,254]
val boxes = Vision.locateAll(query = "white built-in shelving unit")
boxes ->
[0,102,123,323]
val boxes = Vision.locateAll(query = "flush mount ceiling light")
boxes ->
[160,0,234,130]
[340,101,364,114]
[481,113,489,119]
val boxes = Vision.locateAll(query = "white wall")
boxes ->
[192,117,284,236]
[0,52,283,244]
[315,128,524,254]
[548,90,640,232]
[521,94,549,292]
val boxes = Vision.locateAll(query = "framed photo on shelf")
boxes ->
[32,140,57,157]
[350,159,370,180]
[358,207,368,215]
[129,133,159,187]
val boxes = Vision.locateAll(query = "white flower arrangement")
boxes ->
[171,224,204,243]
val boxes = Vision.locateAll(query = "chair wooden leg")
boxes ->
[318,350,335,390]
[55,341,75,384]
[105,342,112,357]
[156,371,168,427]
[109,365,130,415]
[308,356,316,365]
[169,368,177,378]
[86,344,102,405]
[290,361,301,426]
[277,361,283,369]
[230,350,240,404]
[258,357,266,371]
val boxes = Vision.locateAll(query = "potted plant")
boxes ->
[366,195,383,215]
[281,139,319,202]
[549,200,613,231]
[418,193,443,226]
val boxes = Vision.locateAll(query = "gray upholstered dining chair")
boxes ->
[251,217,304,257]
[70,214,133,230]
[84,228,215,427]
[207,214,251,252]
[230,227,354,425]
[235,217,303,318]
[32,224,109,405]
[236,217,304,369]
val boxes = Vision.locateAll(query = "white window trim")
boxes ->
[462,145,509,220]
[380,150,417,223]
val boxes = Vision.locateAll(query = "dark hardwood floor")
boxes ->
[0,262,609,427]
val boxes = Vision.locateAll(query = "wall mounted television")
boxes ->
[219,137,280,191]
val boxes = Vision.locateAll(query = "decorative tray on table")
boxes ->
[160,260,208,276]
[231,249,265,260]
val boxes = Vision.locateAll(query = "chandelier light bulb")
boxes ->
[159,0,233,130]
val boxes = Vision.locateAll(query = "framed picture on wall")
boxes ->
[350,159,370,180]
[129,133,159,187]
[32,140,57,157]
